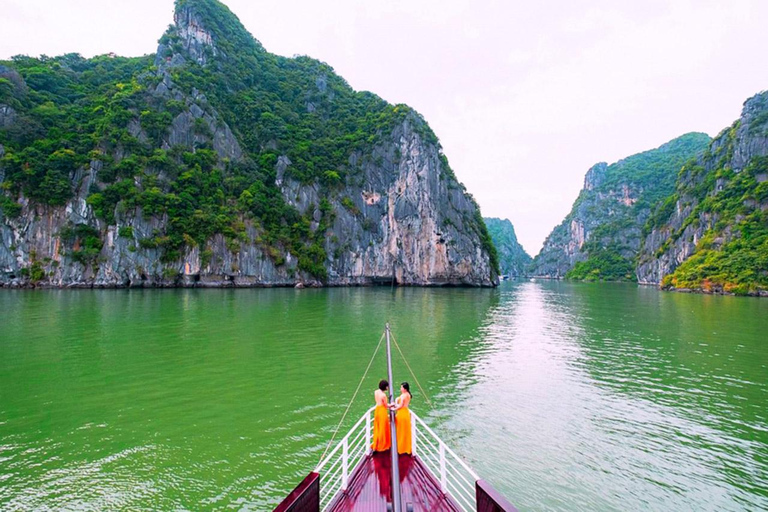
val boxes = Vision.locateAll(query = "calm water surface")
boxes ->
[0,282,766,510]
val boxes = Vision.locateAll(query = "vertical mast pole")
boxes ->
[386,323,402,512]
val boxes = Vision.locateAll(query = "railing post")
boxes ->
[365,409,372,455]
[342,436,349,491]
[411,411,417,456]
[439,441,447,492]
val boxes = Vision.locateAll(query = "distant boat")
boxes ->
[275,325,517,512]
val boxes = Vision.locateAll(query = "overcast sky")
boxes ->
[2,0,768,254]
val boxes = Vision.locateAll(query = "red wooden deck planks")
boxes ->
[328,451,462,512]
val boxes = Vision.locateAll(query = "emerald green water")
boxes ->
[0,283,766,510]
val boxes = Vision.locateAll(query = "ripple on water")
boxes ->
[0,285,766,511]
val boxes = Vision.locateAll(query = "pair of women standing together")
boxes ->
[371,379,412,455]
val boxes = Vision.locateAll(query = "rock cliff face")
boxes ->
[0,0,497,287]
[530,133,710,280]
[484,217,531,277]
[637,92,768,294]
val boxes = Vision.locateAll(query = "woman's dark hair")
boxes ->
[378,379,389,391]
[401,382,411,396]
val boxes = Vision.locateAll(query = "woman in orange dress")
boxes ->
[371,379,391,452]
[390,382,412,455]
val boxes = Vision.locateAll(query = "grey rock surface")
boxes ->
[0,104,16,128]
[637,91,768,285]
[0,2,496,288]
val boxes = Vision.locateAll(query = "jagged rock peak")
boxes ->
[165,0,264,66]
[730,90,768,172]
[636,91,768,294]
[0,0,498,288]
[583,162,607,191]
[742,90,768,117]
[530,132,710,281]
[174,3,217,65]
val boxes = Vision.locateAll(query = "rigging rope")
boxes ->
[389,331,435,411]
[316,331,385,466]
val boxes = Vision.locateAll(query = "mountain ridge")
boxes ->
[0,0,498,288]
[530,132,711,280]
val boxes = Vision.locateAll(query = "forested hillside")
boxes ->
[484,217,531,277]
[638,92,768,295]
[530,133,710,281]
[0,0,498,287]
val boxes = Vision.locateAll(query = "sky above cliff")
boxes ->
[2,0,768,254]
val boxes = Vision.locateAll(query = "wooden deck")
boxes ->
[328,451,462,512]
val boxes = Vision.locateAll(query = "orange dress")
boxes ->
[371,404,391,452]
[395,397,412,455]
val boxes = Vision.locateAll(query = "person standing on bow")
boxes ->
[371,379,391,451]
[390,382,412,455]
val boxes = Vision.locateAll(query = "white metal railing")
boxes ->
[410,410,479,512]
[315,406,375,511]
[314,407,479,512]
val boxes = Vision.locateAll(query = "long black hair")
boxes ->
[401,381,411,396]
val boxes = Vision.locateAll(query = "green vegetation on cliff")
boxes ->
[0,54,151,207]
[565,249,635,281]
[484,217,530,276]
[658,141,768,294]
[532,133,710,280]
[576,133,711,281]
[600,133,712,208]
[0,0,497,282]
